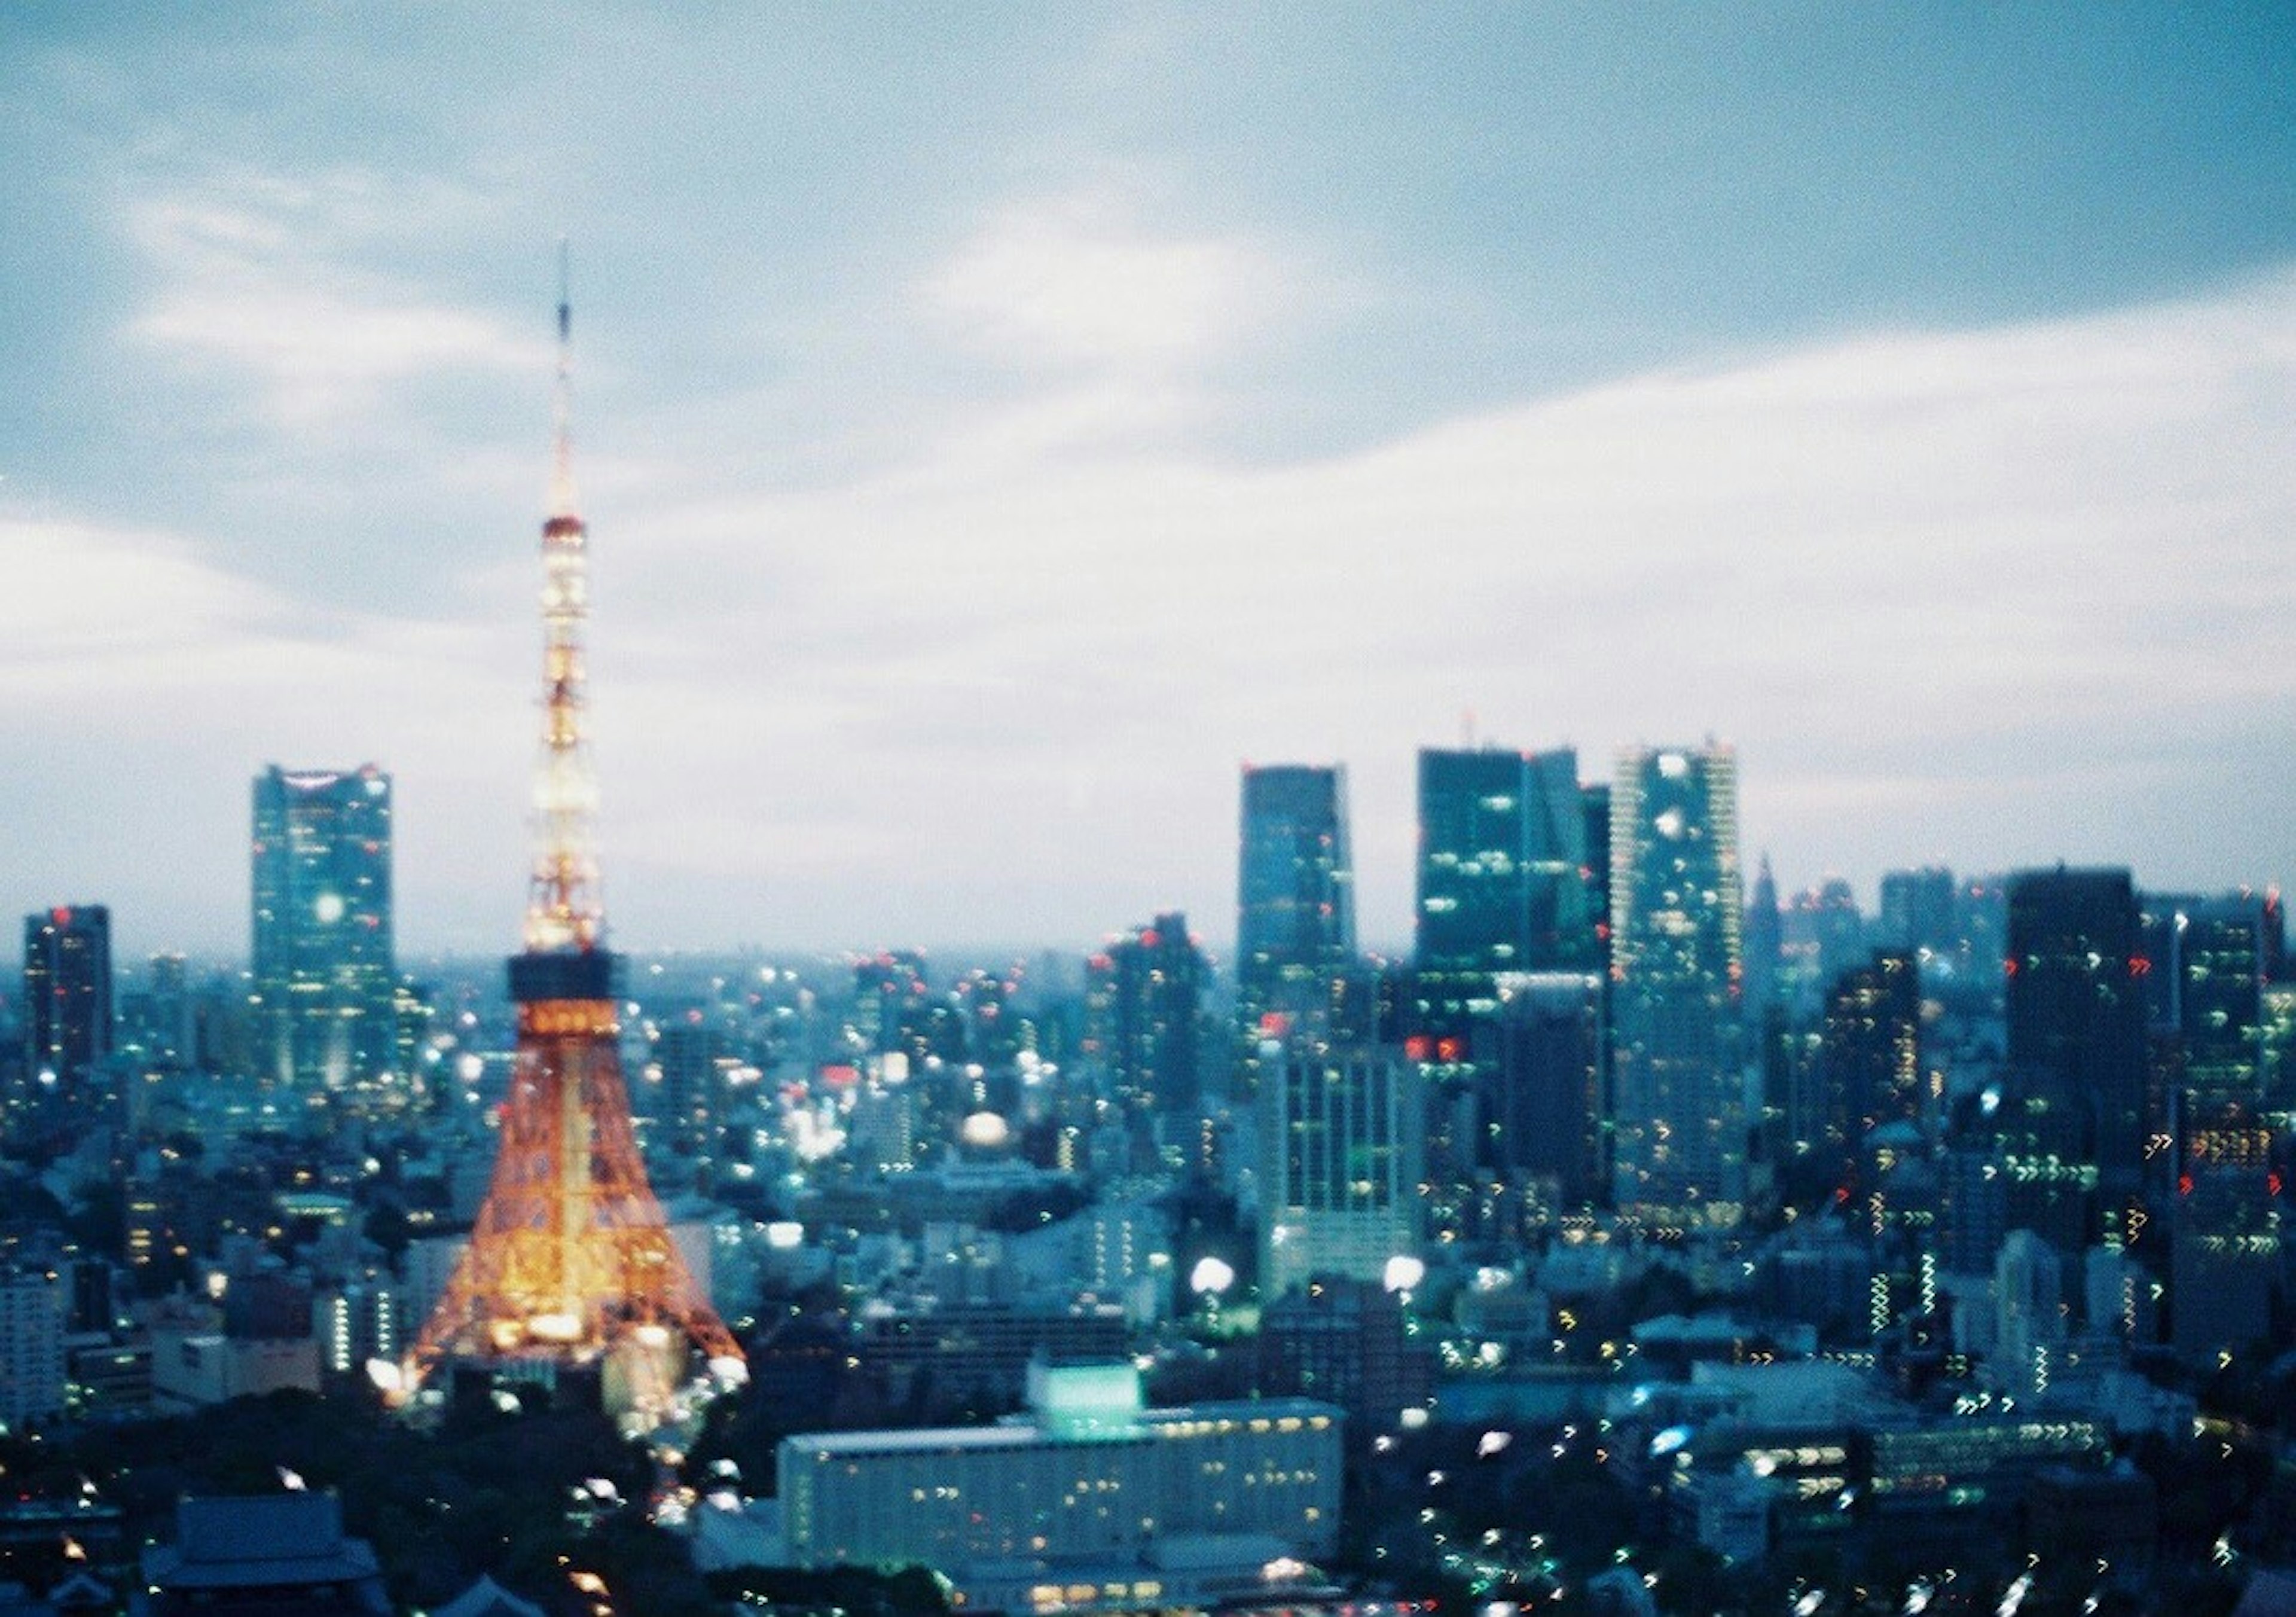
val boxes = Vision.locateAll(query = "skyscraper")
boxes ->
[1608,744,1744,1225]
[1410,747,1596,1238]
[2005,867,2145,1246]
[1236,765,1356,1035]
[1879,866,1956,957]
[1412,748,1593,1049]
[249,765,396,1096]
[2144,892,2276,1359]
[1819,948,1923,1186]
[1235,765,1358,1137]
[1483,972,1607,1222]
[20,904,114,1144]
[1103,911,1206,1127]
[1742,855,1782,1020]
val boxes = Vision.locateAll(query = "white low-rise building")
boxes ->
[777,1362,1341,1614]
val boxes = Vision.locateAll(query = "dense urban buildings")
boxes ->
[249,764,397,1097]
[1,722,2292,1615]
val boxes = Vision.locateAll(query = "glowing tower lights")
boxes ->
[402,257,743,1417]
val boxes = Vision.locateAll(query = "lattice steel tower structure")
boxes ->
[405,260,743,1414]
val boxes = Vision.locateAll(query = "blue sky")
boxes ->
[4,5,2293,957]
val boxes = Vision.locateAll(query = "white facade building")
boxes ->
[0,1272,66,1431]
[778,1363,1341,1615]
[1258,1043,1421,1301]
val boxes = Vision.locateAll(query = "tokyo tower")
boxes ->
[403,258,744,1415]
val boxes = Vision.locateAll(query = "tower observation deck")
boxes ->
[403,260,744,1417]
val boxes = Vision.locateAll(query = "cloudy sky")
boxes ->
[4,5,2293,961]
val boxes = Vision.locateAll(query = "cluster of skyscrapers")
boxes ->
[1112,740,2292,1377]
[11,764,406,1148]
[1222,745,1751,1299]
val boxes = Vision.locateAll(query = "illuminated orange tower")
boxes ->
[405,258,743,1414]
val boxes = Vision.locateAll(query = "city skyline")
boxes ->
[5,7,2294,957]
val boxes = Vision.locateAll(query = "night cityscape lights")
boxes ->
[4,12,2292,1613]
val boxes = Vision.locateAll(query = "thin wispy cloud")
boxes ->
[923,195,1291,376]
[121,170,544,431]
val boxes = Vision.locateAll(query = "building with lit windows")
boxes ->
[1413,747,1592,1049]
[1100,913,1205,1129]
[0,1270,66,1432]
[19,904,114,1146]
[1608,744,1744,1225]
[1236,766,1356,1029]
[249,764,396,1097]
[1817,949,1923,1191]
[2006,867,2144,1248]
[1258,1041,1422,1301]
[1480,972,1607,1221]
[777,1362,1341,1615]
[2144,891,2279,1359]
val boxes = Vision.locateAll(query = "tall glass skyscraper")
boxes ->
[1412,748,1595,1049]
[1608,743,1744,1225]
[250,765,396,1096]
[2005,867,2144,1246]
[1236,765,1356,1036]
[20,904,114,1145]
[2138,890,2274,1356]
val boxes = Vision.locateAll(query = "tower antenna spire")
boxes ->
[549,238,577,519]
[528,243,602,954]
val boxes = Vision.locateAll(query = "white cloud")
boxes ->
[14,215,2295,950]
[602,266,2296,942]
[120,170,545,429]
[920,194,1292,376]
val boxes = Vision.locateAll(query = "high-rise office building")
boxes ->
[2006,867,2145,1247]
[1413,747,1594,1238]
[1236,765,1356,1033]
[1482,972,1606,1221]
[1103,911,1205,1127]
[1879,867,1957,957]
[1579,782,1613,960]
[1819,949,1923,1186]
[2141,892,2267,1094]
[2142,892,2276,1360]
[1259,1040,1422,1300]
[646,1009,740,1171]
[1607,744,1744,1225]
[20,905,114,1145]
[1412,748,1592,1051]
[249,765,396,1095]
[22,905,112,1088]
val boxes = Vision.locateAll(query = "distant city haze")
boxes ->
[2,8,2292,957]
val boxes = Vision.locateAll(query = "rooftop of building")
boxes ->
[140,1494,382,1594]
[784,1393,1343,1457]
